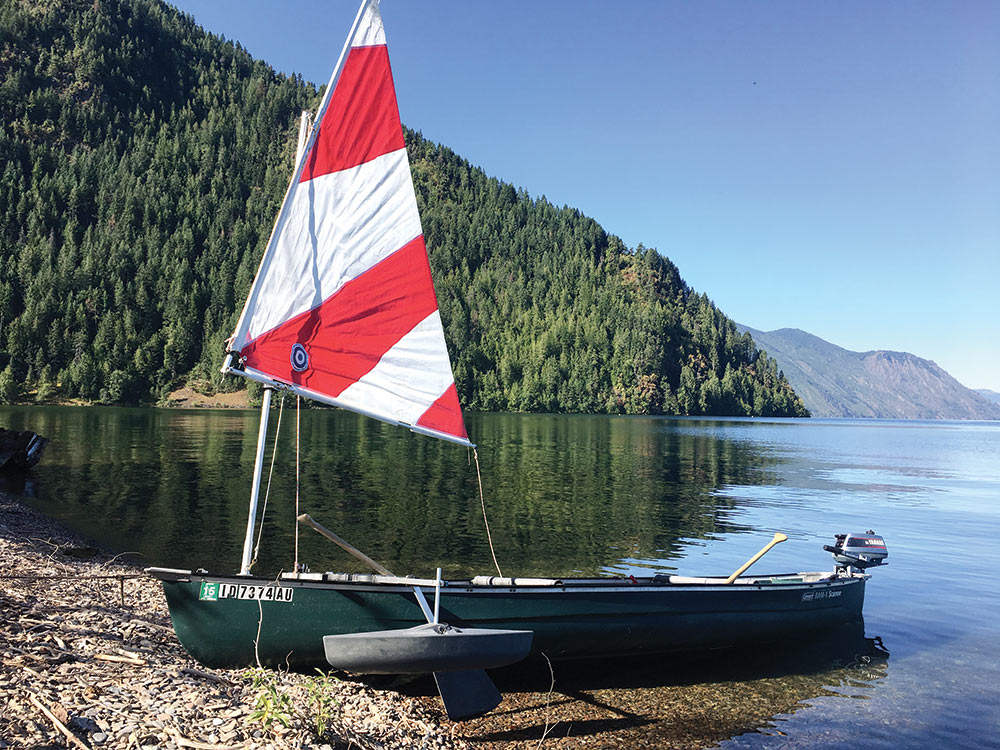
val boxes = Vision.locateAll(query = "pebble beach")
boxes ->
[0,492,465,750]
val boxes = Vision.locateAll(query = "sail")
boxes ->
[227,0,469,447]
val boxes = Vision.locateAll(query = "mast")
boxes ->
[295,110,313,165]
[239,386,272,575]
[236,110,316,575]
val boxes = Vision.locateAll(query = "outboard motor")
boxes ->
[824,531,888,573]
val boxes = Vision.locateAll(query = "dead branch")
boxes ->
[26,692,91,750]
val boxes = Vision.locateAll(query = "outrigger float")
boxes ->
[147,0,888,720]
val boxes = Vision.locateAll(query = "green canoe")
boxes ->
[148,567,867,669]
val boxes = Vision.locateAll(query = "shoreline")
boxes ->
[161,387,251,409]
[1,489,884,749]
[3,386,253,410]
[0,491,464,750]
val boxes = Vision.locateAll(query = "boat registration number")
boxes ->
[199,582,294,603]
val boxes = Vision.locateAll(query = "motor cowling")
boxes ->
[824,531,888,570]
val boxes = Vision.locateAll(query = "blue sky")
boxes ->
[169,0,1000,392]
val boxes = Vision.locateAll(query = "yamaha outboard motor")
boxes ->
[824,531,888,573]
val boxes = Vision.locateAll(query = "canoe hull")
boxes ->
[150,569,867,670]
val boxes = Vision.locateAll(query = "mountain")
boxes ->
[738,327,1000,420]
[976,389,1000,407]
[0,0,807,418]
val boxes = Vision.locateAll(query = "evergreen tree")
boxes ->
[0,0,808,418]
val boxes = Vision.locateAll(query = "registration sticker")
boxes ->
[199,582,219,601]
[199,582,293,603]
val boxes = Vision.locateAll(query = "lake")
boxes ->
[2,405,998,748]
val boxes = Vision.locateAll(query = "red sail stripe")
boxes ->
[416,384,468,441]
[300,45,405,182]
[240,236,438,395]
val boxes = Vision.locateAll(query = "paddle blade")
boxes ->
[433,669,501,721]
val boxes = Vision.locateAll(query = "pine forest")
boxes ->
[0,0,808,418]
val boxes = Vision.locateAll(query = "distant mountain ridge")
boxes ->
[976,389,1000,406]
[737,326,1000,420]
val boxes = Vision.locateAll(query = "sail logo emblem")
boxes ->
[290,343,309,372]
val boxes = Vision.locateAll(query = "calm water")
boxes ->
[3,406,999,748]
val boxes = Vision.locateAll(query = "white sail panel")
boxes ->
[336,311,456,425]
[352,1,386,47]
[236,148,421,346]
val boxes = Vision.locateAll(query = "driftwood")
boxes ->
[180,667,236,687]
[0,427,48,471]
[26,693,91,750]
[168,727,243,750]
[92,652,147,666]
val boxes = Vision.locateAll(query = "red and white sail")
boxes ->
[227,0,469,446]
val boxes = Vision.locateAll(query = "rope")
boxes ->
[249,393,285,571]
[293,395,301,572]
[473,447,503,577]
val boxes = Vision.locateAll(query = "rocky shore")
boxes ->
[0,492,464,750]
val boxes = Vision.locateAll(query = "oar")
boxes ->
[298,514,503,720]
[724,532,788,584]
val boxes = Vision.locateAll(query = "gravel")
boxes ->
[0,492,466,750]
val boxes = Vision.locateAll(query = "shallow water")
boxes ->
[3,406,998,748]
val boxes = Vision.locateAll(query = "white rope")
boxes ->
[293,395,301,572]
[473,447,503,577]
[249,393,285,571]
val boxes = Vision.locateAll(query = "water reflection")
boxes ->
[0,467,39,498]
[2,406,783,577]
[5,406,996,749]
[447,620,889,747]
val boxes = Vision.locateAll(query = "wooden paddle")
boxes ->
[724,532,788,584]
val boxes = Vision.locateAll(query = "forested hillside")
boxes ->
[0,0,807,418]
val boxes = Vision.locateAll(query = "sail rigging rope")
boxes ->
[473,447,503,578]
[293,395,301,572]
[249,392,285,572]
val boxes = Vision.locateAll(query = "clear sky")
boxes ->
[169,0,1000,392]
